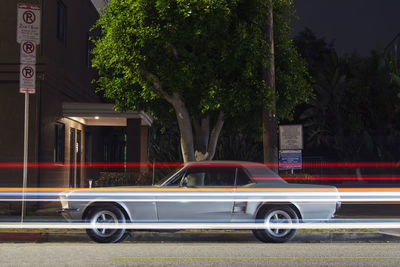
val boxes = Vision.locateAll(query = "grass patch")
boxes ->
[0,228,85,233]
[0,228,379,234]
[298,228,378,233]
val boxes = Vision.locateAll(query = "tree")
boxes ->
[299,50,348,152]
[92,0,311,163]
[296,28,400,161]
[345,51,400,161]
[294,27,335,75]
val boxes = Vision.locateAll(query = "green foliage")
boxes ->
[295,29,400,161]
[343,51,400,161]
[299,50,348,150]
[215,0,313,136]
[214,135,263,162]
[96,172,133,186]
[96,171,153,186]
[274,1,313,121]
[92,0,312,162]
[92,0,271,119]
[148,121,183,163]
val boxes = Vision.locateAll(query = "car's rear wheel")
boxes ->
[85,205,128,243]
[253,205,299,243]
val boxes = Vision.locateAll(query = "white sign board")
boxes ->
[20,40,36,65]
[17,3,41,44]
[19,64,36,93]
[279,125,303,150]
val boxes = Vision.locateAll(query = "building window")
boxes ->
[56,1,67,44]
[55,123,65,163]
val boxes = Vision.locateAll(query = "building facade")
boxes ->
[0,0,151,194]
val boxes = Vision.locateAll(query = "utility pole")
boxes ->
[262,0,278,172]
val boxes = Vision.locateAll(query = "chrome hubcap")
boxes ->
[264,210,292,237]
[90,210,119,237]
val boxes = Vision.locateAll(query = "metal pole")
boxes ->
[21,91,29,223]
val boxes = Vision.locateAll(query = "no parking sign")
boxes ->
[20,40,36,65]
[17,3,41,44]
[17,3,40,94]
[19,64,36,93]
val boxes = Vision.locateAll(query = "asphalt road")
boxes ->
[1,242,400,266]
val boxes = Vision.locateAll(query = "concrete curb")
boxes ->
[2,231,400,243]
[126,232,400,243]
[0,232,48,242]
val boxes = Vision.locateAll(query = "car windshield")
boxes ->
[155,168,184,186]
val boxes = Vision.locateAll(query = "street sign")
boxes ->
[19,64,36,93]
[17,3,41,44]
[20,41,36,65]
[279,150,302,170]
[279,125,303,150]
[17,3,41,223]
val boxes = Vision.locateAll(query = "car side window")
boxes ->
[236,168,253,186]
[185,172,206,186]
[203,168,235,186]
[183,167,235,187]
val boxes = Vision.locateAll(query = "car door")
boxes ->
[156,166,235,222]
[232,167,256,221]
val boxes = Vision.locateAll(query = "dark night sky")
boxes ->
[293,0,400,56]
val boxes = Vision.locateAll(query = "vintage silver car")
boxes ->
[59,161,340,243]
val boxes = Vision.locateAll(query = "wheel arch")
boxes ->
[82,201,133,222]
[255,202,302,220]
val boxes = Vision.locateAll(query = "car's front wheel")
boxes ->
[85,205,128,243]
[253,205,299,243]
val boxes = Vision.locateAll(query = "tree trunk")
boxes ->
[141,69,203,163]
[141,69,224,163]
[169,93,195,162]
[193,117,210,161]
[207,111,224,160]
[193,111,225,161]
[163,92,224,163]
[262,0,278,172]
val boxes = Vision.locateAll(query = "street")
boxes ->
[1,242,400,266]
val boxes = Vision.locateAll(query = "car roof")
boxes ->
[185,160,265,166]
[184,160,285,184]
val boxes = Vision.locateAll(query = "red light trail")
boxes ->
[0,161,399,168]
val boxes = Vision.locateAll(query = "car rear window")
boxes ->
[245,165,287,184]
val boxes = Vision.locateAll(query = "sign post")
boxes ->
[21,91,29,223]
[17,2,40,222]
